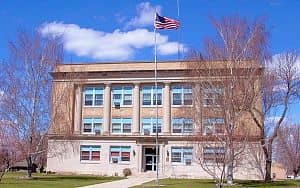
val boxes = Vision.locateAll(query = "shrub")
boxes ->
[123,168,132,177]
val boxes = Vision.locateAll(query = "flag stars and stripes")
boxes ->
[154,13,180,30]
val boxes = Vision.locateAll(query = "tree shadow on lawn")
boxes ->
[30,175,122,181]
[236,180,300,187]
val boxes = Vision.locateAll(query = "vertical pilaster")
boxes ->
[132,83,140,135]
[103,83,111,135]
[163,83,171,134]
[74,85,82,134]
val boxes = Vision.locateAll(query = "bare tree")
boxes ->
[0,30,63,178]
[187,15,269,186]
[275,124,300,178]
[249,51,300,181]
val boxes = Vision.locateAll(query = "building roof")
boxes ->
[53,60,261,73]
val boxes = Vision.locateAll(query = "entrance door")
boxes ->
[144,147,159,171]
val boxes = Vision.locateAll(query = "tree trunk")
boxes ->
[227,164,233,185]
[27,156,32,178]
[264,144,272,182]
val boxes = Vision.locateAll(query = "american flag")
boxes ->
[154,13,180,30]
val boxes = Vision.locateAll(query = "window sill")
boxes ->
[110,162,130,165]
[83,106,103,108]
[112,105,133,108]
[171,105,193,108]
[141,105,163,108]
[171,162,193,166]
[80,160,101,164]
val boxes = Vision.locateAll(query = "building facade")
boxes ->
[47,61,262,179]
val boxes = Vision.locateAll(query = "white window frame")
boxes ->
[141,118,162,135]
[141,85,163,107]
[83,86,104,107]
[171,85,193,106]
[172,118,193,134]
[203,118,225,135]
[203,88,223,107]
[111,118,132,134]
[80,145,101,162]
[109,146,131,164]
[112,86,133,107]
[203,146,225,163]
[82,118,103,134]
[171,147,193,165]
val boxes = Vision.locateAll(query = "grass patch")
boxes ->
[131,178,300,188]
[0,172,124,188]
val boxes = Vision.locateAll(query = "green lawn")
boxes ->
[131,178,300,188]
[0,172,124,188]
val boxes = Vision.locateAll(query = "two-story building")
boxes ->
[47,61,262,179]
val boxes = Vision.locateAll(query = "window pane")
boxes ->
[112,123,121,133]
[91,151,100,160]
[153,93,162,105]
[184,93,193,105]
[173,93,182,105]
[123,94,132,105]
[143,93,151,105]
[123,123,131,133]
[95,94,103,106]
[83,123,92,132]
[85,94,93,106]
[121,152,130,161]
[172,118,183,133]
[80,151,90,160]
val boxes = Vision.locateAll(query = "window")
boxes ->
[172,118,193,133]
[141,118,162,134]
[82,118,102,134]
[203,118,225,135]
[110,146,131,163]
[142,86,162,106]
[80,145,101,161]
[111,118,132,133]
[112,86,133,106]
[172,85,193,105]
[203,88,223,107]
[203,147,225,163]
[84,86,103,106]
[171,147,193,165]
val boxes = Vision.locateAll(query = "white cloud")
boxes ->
[40,22,184,61]
[157,42,186,56]
[125,2,161,29]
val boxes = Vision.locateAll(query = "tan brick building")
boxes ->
[47,61,263,179]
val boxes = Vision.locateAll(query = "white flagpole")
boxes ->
[154,13,159,185]
[177,0,181,60]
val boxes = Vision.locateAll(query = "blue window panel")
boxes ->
[123,87,133,94]
[121,146,131,152]
[122,118,132,124]
[80,146,91,151]
[184,87,192,93]
[95,87,103,94]
[94,118,102,123]
[91,146,101,151]
[83,118,93,124]
[112,118,121,123]
[110,146,121,152]
[84,87,94,95]
[142,86,152,93]
[171,147,182,153]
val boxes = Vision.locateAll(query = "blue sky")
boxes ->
[0,0,299,122]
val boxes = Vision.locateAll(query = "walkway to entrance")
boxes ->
[78,175,156,188]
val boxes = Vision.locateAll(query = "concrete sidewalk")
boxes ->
[78,176,155,188]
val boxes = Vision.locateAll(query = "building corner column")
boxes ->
[74,84,82,135]
[163,82,171,135]
[132,83,140,135]
[103,83,111,135]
